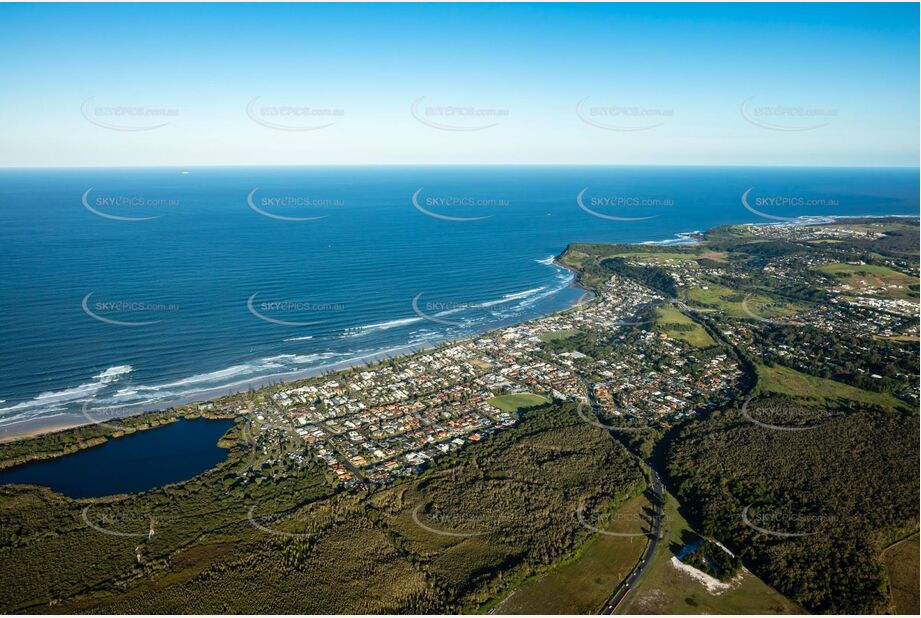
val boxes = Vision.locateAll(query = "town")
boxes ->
[211,220,917,490]
[232,269,743,488]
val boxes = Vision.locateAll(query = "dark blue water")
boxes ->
[0,166,917,432]
[0,417,233,498]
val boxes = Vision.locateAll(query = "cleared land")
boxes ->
[874,334,920,343]
[815,262,918,300]
[613,252,700,266]
[617,488,802,615]
[687,283,804,320]
[539,329,582,344]
[697,250,728,263]
[495,492,651,614]
[755,363,907,410]
[487,393,550,413]
[561,249,589,270]
[655,306,714,347]
[881,534,920,614]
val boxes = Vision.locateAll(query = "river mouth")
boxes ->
[0,417,233,499]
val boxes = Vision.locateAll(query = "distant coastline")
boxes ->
[1,213,915,445]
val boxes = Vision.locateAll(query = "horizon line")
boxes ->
[2,163,919,171]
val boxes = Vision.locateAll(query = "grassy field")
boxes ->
[487,393,550,412]
[686,283,766,318]
[539,329,582,344]
[697,250,728,263]
[881,534,920,614]
[654,306,715,347]
[815,262,918,300]
[494,493,651,614]
[560,248,589,270]
[874,334,920,343]
[612,252,701,266]
[816,261,917,280]
[559,243,702,281]
[755,363,907,410]
[686,283,808,321]
[617,488,802,615]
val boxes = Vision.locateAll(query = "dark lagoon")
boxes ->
[0,417,233,498]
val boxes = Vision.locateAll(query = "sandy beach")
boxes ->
[0,273,597,445]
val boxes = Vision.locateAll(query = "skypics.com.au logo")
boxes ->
[740,97,837,132]
[577,188,674,222]
[247,189,343,222]
[411,188,509,222]
[246,97,344,131]
[81,97,179,132]
[576,97,673,132]
[741,188,839,222]
[411,97,508,131]
[247,293,345,327]
[82,188,179,222]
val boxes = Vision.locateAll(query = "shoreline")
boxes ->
[0,340,441,444]
[0,264,592,445]
[2,213,914,445]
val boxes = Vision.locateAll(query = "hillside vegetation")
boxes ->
[0,403,643,613]
[666,397,919,614]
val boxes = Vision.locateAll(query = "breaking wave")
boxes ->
[0,256,577,431]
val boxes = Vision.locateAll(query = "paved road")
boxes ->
[576,376,666,615]
[601,464,664,615]
[673,299,715,314]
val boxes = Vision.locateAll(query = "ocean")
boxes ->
[0,166,917,437]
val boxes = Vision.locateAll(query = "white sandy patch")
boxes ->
[669,556,738,595]
[713,539,736,557]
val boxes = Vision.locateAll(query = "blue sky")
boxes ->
[0,2,917,167]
